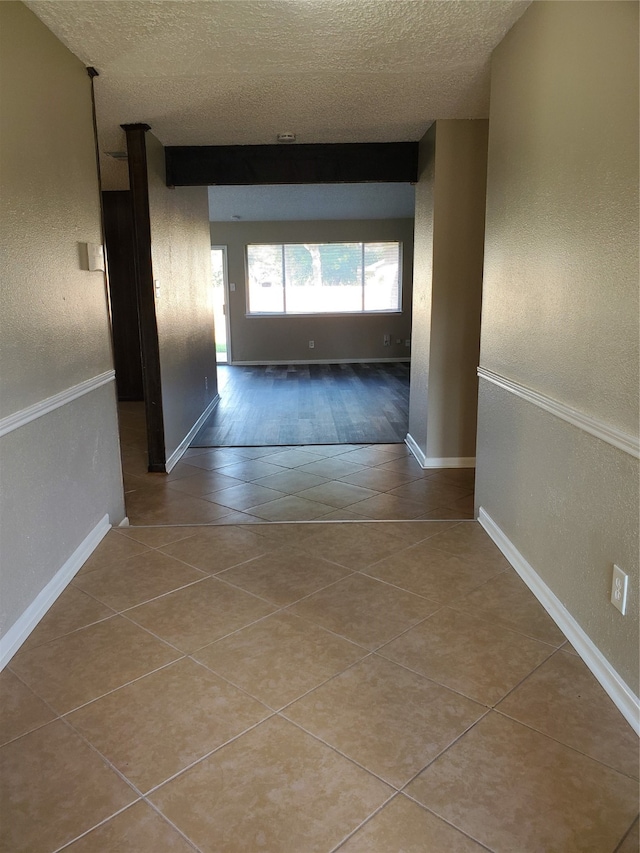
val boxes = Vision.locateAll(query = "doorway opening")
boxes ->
[211,246,230,363]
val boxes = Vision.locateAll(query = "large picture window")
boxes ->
[246,242,402,315]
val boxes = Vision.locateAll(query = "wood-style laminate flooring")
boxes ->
[192,363,410,447]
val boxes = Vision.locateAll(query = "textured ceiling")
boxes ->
[26,0,530,187]
[208,183,415,221]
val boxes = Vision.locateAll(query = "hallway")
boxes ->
[2,520,637,852]
[120,403,474,525]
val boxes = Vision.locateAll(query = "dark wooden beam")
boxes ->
[165,142,418,187]
[122,123,166,472]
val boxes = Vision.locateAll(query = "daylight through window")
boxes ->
[246,242,401,315]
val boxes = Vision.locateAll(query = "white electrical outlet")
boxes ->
[309,340,315,349]
[611,565,628,615]
[383,334,391,346]
[205,376,208,391]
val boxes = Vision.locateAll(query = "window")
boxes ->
[246,242,402,315]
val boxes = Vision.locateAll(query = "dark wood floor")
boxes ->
[192,363,410,447]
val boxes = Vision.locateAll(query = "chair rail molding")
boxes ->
[0,371,116,438]
[478,367,639,459]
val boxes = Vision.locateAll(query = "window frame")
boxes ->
[244,240,403,318]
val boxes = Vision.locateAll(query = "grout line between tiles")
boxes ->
[328,790,400,852]
[613,817,640,853]
[51,800,145,853]
[140,711,280,799]
[491,704,640,782]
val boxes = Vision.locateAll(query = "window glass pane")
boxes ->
[364,242,401,311]
[247,245,284,313]
[285,243,362,314]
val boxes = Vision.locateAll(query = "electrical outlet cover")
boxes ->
[611,565,628,615]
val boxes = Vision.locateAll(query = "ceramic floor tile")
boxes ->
[64,800,195,852]
[343,493,426,520]
[178,448,249,470]
[297,458,367,479]
[421,505,477,520]
[284,655,485,787]
[20,585,115,651]
[258,448,324,468]
[194,611,366,708]
[150,716,391,853]
[288,573,439,650]
[73,550,205,611]
[115,526,198,549]
[338,466,419,492]
[334,446,409,467]
[0,720,136,853]
[616,819,639,853]
[296,481,380,508]
[425,468,476,489]
[303,444,364,457]
[371,520,458,546]
[497,649,639,779]
[406,712,639,853]
[252,469,330,494]
[208,482,287,510]
[10,616,180,714]
[76,531,151,577]
[248,494,336,521]
[166,470,245,496]
[427,523,510,567]
[158,525,273,573]
[68,658,270,793]
[379,607,554,706]
[124,488,233,525]
[376,457,429,476]
[126,577,275,653]
[363,539,506,604]
[162,461,205,482]
[318,508,372,520]
[217,546,351,606]
[214,460,288,481]
[243,522,318,546]
[0,670,56,746]
[297,523,412,570]
[388,479,473,510]
[337,794,487,852]
[451,571,567,646]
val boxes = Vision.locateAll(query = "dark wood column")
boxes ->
[122,123,166,472]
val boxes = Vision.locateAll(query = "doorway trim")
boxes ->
[211,245,232,364]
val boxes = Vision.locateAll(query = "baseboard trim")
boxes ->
[229,358,411,366]
[0,371,116,438]
[478,507,640,734]
[478,367,639,459]
[0,514,111,669]
[405,435,475,469]
[405,433,426,466]
[165,395,221,473]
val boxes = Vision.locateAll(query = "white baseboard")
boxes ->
[405,433,426,466]
[0,514,111,669]
[229,358,411,366]
[478,507,640,734]
[405,435,475,469]
[165,395,220,473]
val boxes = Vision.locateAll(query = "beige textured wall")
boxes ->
[146,133,219,459]
[0,3,114,414]
[426,120,488,460]
[210,219,414,363]
[408,120,488,462]
[407,126,436,452]
[476,1,639,693]
[0,3,125,642]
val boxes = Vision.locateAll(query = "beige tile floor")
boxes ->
[117,403,475,525]
[2,521,638,852]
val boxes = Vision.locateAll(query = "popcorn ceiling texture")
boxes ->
[26,0,530,187]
